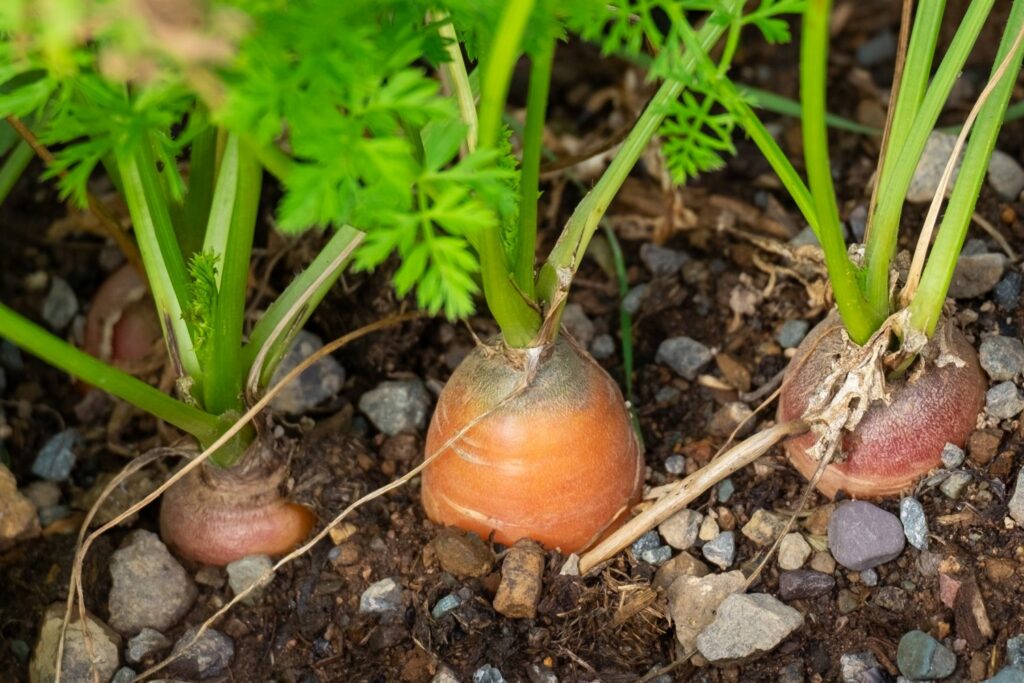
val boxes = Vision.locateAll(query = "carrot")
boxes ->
[777,314,986,499]
[422,337,643,553]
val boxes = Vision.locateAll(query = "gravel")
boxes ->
[639,545,673,565]
[702,531,736,568]
[741,508,788,546]
[778,570,836,600]
[655,336,713,381]
[658,509,702,550]
[640,243,688,276]
[168,627,235,679]
[980,336,1024,381]
[359,577,403,614]
[941,470,973,499]
[226,554,275,602]
[622,283,649,315]
[0,465,40,551]
[560,303,595,347]
[840,652,881,683]
[431,592,464,619]
[708,402,754,438]
[126,628,172,664]
[631,530,661,555]
[778,533,812,570]
[30,605,121,683]
[359,379,431,435]
[696,593,804,662]
[988,150,1024,200]
[897,630,956,680]
[41,276,78,330]
[856,31,896,66]
[776,320,810,349]
[32,429,81,481]
[828,501,906,571]
[664,454,685,475]
[987,381,1024,419]
[590,333,616,360]
[899,497,929,551]
[908,132,961,203]
[941,442,966,469]
[473,665,507,683]
[108,530,198,635]
[994,270,1022,311]
[667,570,746,652]
[860,568,878,587]
[269,330,345,414]
[949,253,1007,299]
[1008,469,1024,526]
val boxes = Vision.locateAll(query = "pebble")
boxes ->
[653,551,709,590]
[699,515,720,541]
[431,592,463,619]
[655,336,713,381]
[899,497,928,551]
[696,593,804,662]
[856,31,896,66]
[994,270,1022,310]
[986,381,1024,419]
[473,665,507,683]
[1007,634,1024,668]
[111,666,136,683]
[195,566,225,589]
[985,667,1024,682]
[359,578,403,614]
[988,150,1024,200]
[664,454,685,475]
[778,661,804,683]
[659,509,702,550]
[667,570,746,652]
[32,429,81,481]
[21,480,60,509]
[778,533,812,571]
[108,530,198,635]
[742,509,788,546]
[875,586,908,612]
[632,530,661,555]
[939,573,961,608]
[980,336,1024,381]
[809,551,836,575]
[226,554,274,603]
[41,276,78,329]
[640,243,688,276]
[0,465,40,550]
[639,545,673,565]
[359,379,431,436]
[949,253,1007,299]
[836,590,859,615]
[941,442,966,469]
[30,604,121,683]
[433,667,461,683]
[840,652,881,683]
[269,330,345,414]
[590,333,616,360]
[527,663,559,683]
[1,340,23,370]
[560,303,595,348]
[622,283,649,315]
[828,501,905,571]
[940,471,973,500]
[789,226,820,247]
[778,570,835,600]
[897,630,956,680]
[908,132,961,203]
[126,628,172,664]
[1008,468,1024,525]
[717,478,735,503]
[702,531,736,568]
[493,541,545,619]
[654,386,680,403]
[776,320,810,349]
[708,402,754,438]
[168,626,235,679]
[432,528,494,578]
[860,569,878,587]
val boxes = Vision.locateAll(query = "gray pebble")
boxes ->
[270,331,345,414]
[860,568,878,587]
[984,666,1024,682]
[127,627,172,664]
[639,545,673,565]
[777,320,810,349]
[168,627,235,679]
[875,586,908,612]
[994,270,1022,311]
[899,497,929,551]
[840,652,881,683]
[590,333,616,360]
[473,665,507,683]
[987,381,1024,420]
[359,577,403,614]
[949,253,1007,299]
[897,630,956,680]
[778,570,835,600]
[717,478,735,503]
[41,277,78,330]
[111,666,136,683]
[828,501,905,571]
[359,380,431,436]
[658,509,702,550]
[789,226,820,247]
[108,530,197,635]
[431,593,462,619]
[38,504,71,526]
[940,471,973,500]
[654,386,680,403]
[226,554,274,602]
[988,150,1024,200]
[560,303,595,348]
[640,243,688,276]
[622,283,648,315]
[631,530,660,555]
[664,455,685,475]
[32,429,81,481]
[980,336,1024,382]
[856,31,896,66]
[695,593,804,662]
[702,531,736,569]
[941,442,966,469]
[656,336,712,381]
[1009,469,1024,525]
[1007,634,1024,668]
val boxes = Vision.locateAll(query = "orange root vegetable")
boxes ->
[83,264,161,365]
[778,313,986,499]
[422,337,644,553]
[160,443,314,566]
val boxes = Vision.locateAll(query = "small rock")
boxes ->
[986,381,1024,420]
[590,334,616,360]
[359,379,431,436]
[1007,634,1024,668]
[980,336,1024,381]
[473,665,507,683]
[431,593,463,619]
[874,586,908,612]
[908,132,961,203]
[493,541,545,619]
[640,243,688,276]
[940,471,973,500]
[708,402,754,438]
[359,578,403,615]
[897,630,956,680]
[631,530,661,555]
[988,150,1024,200]
[432,528,494,578]
[111,666,136,683]
[127,628,172,664]
[776,320,810,349]
[560,303,595,348]
[653,551,710,590]
[432,668,461,683]
[836,589,859,614]
[269,330,345,414]
[108,530,198,635]
[527,663,558,683]
[654,386,680,403]
[840,652,881,683]
[667,570,747,651]
[659,509,702,550]
[985,667,1024,682]
[994,270,1022,311]
[1009,468,1024,525]
[941,443,966,469]
[742,509,788,546]
[640,545,673,565]
[860,568,878,587]
[622,283,649,315]
[76,469,158,527]
[778,570,835,600]
[0,465,40,550]
[856,31,896,66]
[30,604,121,683]
[226,554,274,603]
[195,566,225,589]
[702,531,736,569]
[717,478,735,503]
[809,552,836,575]
[32,429,80,481]
[664,454,685,475]
[699,515,720,541]
[778,661,804,683]
[939,573,961,608]
[20,480,60,509]
[696,593,804,662]
[969,429,1003,464]
[656,337,713,381]
[789,226,819,247]
[168,627,235,680]
[778,533,812,571]
[559,554,580,576]
[949,253,1007,299]
[41,277,78,330]
[828,501,905,571]
[899,498,928,551]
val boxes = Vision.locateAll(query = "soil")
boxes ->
[3,2,1024,682]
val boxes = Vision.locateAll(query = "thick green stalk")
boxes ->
[801,0,881,344]
[909,0,1024,335]
[538,7,733,306]
[0,140,33,205]
[116,140,201,380]
[203,135,261,415]
[0,302,221,442]
[513,37,555,297]
[862,0,995,318]
[180,125,219,258]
